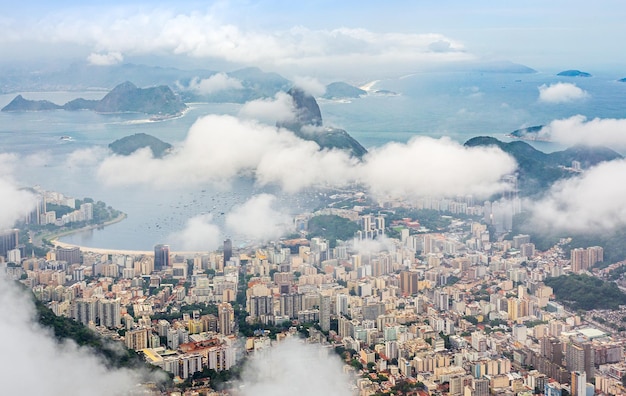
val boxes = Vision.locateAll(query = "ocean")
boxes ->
[1,71,625,250]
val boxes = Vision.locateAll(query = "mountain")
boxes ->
[62,98,99,111]
[2,82,186,115]
[1,95,61,111]
[507,125,548,141]
[470,61,537,74]
[109,133,172,158]
[464,136,622,196]
[278,87,368,158]
[179,67,291,103]
[619,77,626,83]
[557,69,592,77]
[0,62,217,93]
[95,81,186,115]
[322,82,366,99]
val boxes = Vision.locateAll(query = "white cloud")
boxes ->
[168,214,221,251]
[0,178,37,229]
[239,337,352,396]
[352,235,397,255]
[538,82,588,103]
[527,159,626,233]
[65,147,108,168]
[359,136,518,199]
[0,274,157,395]
[2,9,472,77]
[540,115,626,147]
[87,51,123,66]
[0,153,37,229]
[184,73,243,95]
[292,76,326,97]
[225,194,292,242]
[96,115,516,200]
[239,92,296,124]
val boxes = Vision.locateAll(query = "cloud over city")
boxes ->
[527,159,626,233]
[95,115,517,200]
[538,82,588,104]
[239,337,352,396]
[359,137,518,199]
[0,274,154,395]
[168,214,222,251]
[225,194,292,242]
[0,153,37,229]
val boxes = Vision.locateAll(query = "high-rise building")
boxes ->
[566,339,594,378]
[56,246,81,265]
[98,298,121,328]
[280,293,303,319]
[0,229,19,258]
[80,203,94,221]
[399,271,419,296]
[126,328,151,351]
[512,234,531,249]
[223,239,232,263]
[319,293,331,332]
[571,371,586,396]
[154,244,170,271]
[218,302,234,335]
[336,294,349,317]
[473,378,490,396]
[571,248,586,273]
[544,382,562,396]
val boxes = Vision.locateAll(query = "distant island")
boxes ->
[322,82,366,99]
[109,133,172,158]
[278,87,368,158]
[619,77,626,83]
[557,69,592,77]
[2,81,186,116]
[506,125,549,142]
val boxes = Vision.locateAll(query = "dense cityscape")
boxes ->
[2,183,625,396]
[2,2,626,396]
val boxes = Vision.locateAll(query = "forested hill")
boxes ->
[464,136,622,196]
[544,274,626,310]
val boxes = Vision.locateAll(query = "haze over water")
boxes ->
[2,71,625,250]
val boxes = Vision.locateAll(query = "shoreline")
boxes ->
[48,213,212,256]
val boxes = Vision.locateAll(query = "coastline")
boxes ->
[48,213,135,252]
[48,213,211,256]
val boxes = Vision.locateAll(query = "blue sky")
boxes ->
[2,0,625,77]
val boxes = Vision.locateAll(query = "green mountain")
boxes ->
[557,69,592,77]
[278,87,368,157]
[63,98,99,111]
[322,82,366,99]
[507,125,547,141]
[1,95,62,111]
[109,133,172,158]
[95,81,186,115]
[2,82,186,115]
[544,274,626,310]
[464,136,622,196]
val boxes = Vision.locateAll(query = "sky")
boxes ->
[2,0,625,77]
